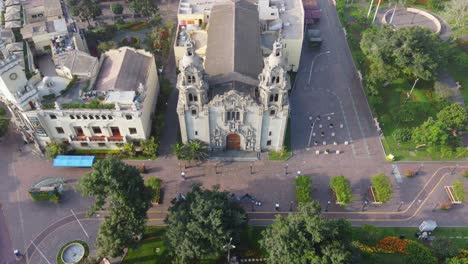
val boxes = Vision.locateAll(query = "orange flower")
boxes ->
[375,237,410,254]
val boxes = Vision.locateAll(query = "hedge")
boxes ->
[294,175,312,205]
[29,189,61,203]
[371,174,393,203]
[330,175,353,206]
[146,177,162,203]
[61,100,115,109]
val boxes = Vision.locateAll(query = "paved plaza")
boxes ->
[0,0,466,263]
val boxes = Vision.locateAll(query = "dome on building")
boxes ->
[265,39,286,69]
[179,42,203,71]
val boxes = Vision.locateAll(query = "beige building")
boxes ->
[0,47,160,150]
[173,0,304,72]
[177,0,290,152]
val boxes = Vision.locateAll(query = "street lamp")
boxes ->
[307,51,331,86]
[296,170,301,178]
[223,237,236,264]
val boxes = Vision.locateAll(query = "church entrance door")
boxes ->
[226,134,241,150]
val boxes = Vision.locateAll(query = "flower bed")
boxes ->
[375,237,410,254]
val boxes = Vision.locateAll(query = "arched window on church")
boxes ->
[276,76,280,83]
[194,95,198,101]
[270,93,279,102]
[188,93,193,101]
[187,75,195,84]
[274,94,279,102]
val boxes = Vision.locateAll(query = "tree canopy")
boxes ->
[79,157,151,257]
[442,0,468,39]
[45,141,66,159]
[260,201,353,264]
[361,26,441,85]
[0,106,9,137]
[166,184,247,263]
[111,3,124,15]
[69,0,101,25]
[129,0,158,18]
[436,103,467,131]
[172,140,209,162]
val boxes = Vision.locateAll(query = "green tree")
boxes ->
[370,174,393,202]
[412,117,452,146]
[171,142,184,159]
[330,176,353,206]
[45,141,66,159]
[360,224,380,245]
[294,175,312,205]
[111,3,123,15]
[361,26,441,82]
[141,137,158,159]
[437,103,467,132]
[129,0,158,19]
[442,0,468,39]
[121,142,136,157]
[175,140,209,163]
[72,0,102,26]
[97,41,118,53]
[405,242,437,264]
[432,238,459,259]
[260,202,353,264]
[78,157,151,257]
[166,184,247,263]
[0,107,9,137]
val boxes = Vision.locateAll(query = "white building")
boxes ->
[177,0,290,152]
[0,47,160,150]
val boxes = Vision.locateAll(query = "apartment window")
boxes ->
[195,131,198,136]
[267,140,272,146]
[129,128,137,134]
[108,115,113,120]
[270,110,276,116]
[102,115,107,120]
[92,127,102,134]
[80,142,89,147]
[83,115,88,119]
[98,143,106,147]
[89,115,94,120]
[70,115,75,119]
[125,115,132,120]
[191,109,197,116]
[187,75,195,84]
[269,93,279,102]
[95,115,100,120]
[56,127,64,134]
[76,115,81,119]
[49,114,57,119]
[270,12,275,16]
[269,131,272,136]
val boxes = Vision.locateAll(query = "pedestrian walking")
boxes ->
[275,203,280,211]
[181,172,186,181]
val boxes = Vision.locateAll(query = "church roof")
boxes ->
[56,50,98,77]
[204,0,263,80]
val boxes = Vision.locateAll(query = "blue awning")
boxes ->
[53,155,95,167]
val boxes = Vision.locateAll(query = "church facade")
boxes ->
[176,0,291,152]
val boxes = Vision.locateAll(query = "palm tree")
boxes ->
[186,140,208,161]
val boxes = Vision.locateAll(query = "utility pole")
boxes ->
[372,0,382,24]
[367,0,375,18]
[404,78,420,104]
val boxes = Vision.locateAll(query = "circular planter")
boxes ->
[57,240,89,264]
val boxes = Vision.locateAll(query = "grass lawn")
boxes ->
[123,227,170,264]
[269,117,292,161]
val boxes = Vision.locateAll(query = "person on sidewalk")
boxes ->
[275,203,280,211]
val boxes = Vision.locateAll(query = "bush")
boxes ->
[122,142,136,157]
[0,107,9,137]
[453,180,465,202]
[29,189,61,203]
[371,174,393,202]
[392,128,412,143]
[432,238,459,259]
[294,175,312,205]
[330,175,353,206]
[462,170,468,178]
[405,242,437,264]
[146,177,162,203]
[42,93,56,100]
[45,142,66,159]
[141,137,158,159]
[405,170,414,177]
[111,3,123,15]
[375,237,411,254]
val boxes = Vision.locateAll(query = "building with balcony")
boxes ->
[176,0,290,152]
[5,47,160,150]
[173,0,304,72]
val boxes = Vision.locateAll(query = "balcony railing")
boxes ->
[70,135,124,142]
